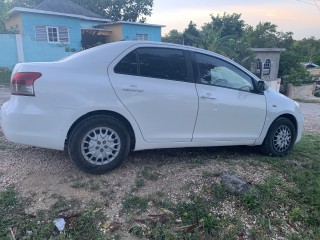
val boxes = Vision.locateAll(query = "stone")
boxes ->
[220,172,252,195]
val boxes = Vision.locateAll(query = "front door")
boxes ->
[192,53,267,142]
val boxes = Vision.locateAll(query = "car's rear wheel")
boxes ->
[262,117,296,157]
[68,115,130,174]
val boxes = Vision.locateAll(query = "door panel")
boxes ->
[194,85,266,141]
[108,47,198,143]
[192,52,267,142]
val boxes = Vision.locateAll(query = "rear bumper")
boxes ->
[1,97,75,150]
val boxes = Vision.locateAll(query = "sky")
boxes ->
[147,0,320,40]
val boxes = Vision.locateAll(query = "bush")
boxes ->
[284,66,312,86]
[0,67,12,84]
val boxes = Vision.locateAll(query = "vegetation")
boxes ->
[0,0,9,33]
[4,0,153,22]
[0,188,105,239]
[1,134,320,239]
[0,67,11,84]
[163,13,319,85]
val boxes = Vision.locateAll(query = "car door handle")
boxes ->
[200,93,216,100]
[122,85,144,92]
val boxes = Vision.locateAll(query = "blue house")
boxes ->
[1,0,164,69]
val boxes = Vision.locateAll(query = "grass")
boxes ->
[127,134,320,239]
[0,133,319,239]
[0,188,105,239]
[70,178,101,191]
[0,137,16,150]
[140,166,160,181]
[0,67,11,85]
[122,195,149,213]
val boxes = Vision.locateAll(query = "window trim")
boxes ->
[135,34,148,41]
[46,26,59,43]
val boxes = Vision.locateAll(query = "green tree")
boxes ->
[278,51,301,78]
[244,22,279,48]
[0,0,10,33]
[74,0,153,22]
[8,0,154,22]
[244,22,294,49]
[8,0,41,8]
[292,37,320,65]
[279,51,313,85]
[276,31,294,49]
[199,13,253,68]
[182,21,200,46]
[285,66,312,85]
[203,13,244,38]
[162,29,184,44]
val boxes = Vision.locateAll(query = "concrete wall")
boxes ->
[22,35,73,62]
[0,34,18,69]
[121,23,162,42]
[287,83,316,99]
[5,12,23,33]
[108,24,122,42]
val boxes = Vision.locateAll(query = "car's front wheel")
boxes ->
[68,115,130,174]
[262,117,296,157]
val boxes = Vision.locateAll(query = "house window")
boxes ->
[47,27,59,42]
[263,59,271,75]
[256,59,262,72]
[35,26,69,43]
[135,34,148,41]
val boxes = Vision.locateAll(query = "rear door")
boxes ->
[108,46,198,143]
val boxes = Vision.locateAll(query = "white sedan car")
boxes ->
[0,41,304,174]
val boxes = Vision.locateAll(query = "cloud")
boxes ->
[148,1,320,39]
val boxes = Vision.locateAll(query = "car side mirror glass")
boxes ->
[257,81,266,93]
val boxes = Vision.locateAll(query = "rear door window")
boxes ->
[114,47,188,82]
[138,48,188,82]
[114,50,138,76]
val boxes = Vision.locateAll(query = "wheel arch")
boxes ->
[273,113,298,134]
[260,113,298,156]
[256,112,299,146]
[262,113,298,144]
[66,110,136,150]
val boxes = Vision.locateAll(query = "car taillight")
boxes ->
[11,72,42,96]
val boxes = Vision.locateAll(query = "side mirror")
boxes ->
[257,81,265,93]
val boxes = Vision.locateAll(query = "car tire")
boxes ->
[68,115,130,174]
[261,117,296,157]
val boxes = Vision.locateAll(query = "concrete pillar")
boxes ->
[15,34,24,63]
[287,83,293,99]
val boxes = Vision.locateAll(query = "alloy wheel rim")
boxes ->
[81,127,121,165]
[273,125,292,152]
